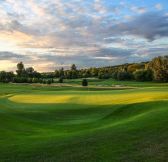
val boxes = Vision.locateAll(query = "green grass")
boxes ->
[63,78,168,87]
[0,81,168,162]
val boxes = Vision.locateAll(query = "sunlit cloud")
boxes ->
[0,0,168,71]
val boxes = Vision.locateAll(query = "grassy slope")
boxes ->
[0,81,168,162]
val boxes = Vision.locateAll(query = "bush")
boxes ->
[82,79,88,86]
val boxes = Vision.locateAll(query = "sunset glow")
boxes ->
[0,0,168,71]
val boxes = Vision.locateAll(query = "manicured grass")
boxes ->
[0,81,168,162]
[64,78,168,87]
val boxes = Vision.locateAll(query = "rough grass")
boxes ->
[0,82,168,162]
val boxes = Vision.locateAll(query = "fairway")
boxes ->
[1,0,168,161]
[9,91,168,105]
[0,83,168,162]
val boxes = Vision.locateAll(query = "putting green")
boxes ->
[9,94,75,104]
[9,91,168,105]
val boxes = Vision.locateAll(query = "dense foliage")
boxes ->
[133,70,153,82]
[55,56,168,82]
[148,56,168,82]
[0,56,168,83]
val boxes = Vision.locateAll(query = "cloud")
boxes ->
[94,47,134,57]
[110,12,168,41]
[131,6,147,14]
[0,1,168,71]
[0,51,28,61]
[155,3,163,10]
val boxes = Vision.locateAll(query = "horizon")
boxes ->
[0,0,168,72]
[1,57,152,73]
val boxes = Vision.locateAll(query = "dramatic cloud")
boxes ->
[0,0,168,71]
[0,51,28,60]
[110,12,168,41]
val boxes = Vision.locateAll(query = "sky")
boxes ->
[0,0,168,72]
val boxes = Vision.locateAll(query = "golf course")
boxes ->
[0,79,168,162]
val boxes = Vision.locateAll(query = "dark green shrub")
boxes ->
[82,79,88,86]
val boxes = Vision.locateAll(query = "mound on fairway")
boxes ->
[0,83,168,162]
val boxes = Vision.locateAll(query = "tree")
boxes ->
[42,79,47,84]
[70,64,78,79]
[32,78,39,83]
[33,71,41,78]
[64,70,71,79]
[98,69,110,79]
[27,78,33,83]
[6,72,14,82]
[90,68,98,77]
[26,67,34,73]
[71,70,78,79]
[127,63,145,73]
[148,56,168,82]
[0,71,14,83]
[16,62,25,76]
[0,71,7,82]
[112,72,118,80]
[133,70,153,81]
[59,68,64,78]
[47,79,52,85]
[54,70,60,78]
[71,64,77,71]
[17,62,24,70]
[98,72,110,79]
[117,71,133,81]
[26,67,34,78]
[82,79,88,86]
[82,69,91,78]
[13,77,27,83]
[58,77,63,83]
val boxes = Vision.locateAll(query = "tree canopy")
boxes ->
[0,56,168,83]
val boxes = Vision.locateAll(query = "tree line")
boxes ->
[0,56,168,84]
